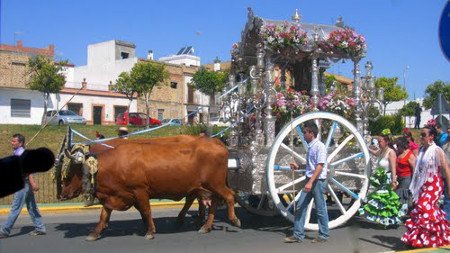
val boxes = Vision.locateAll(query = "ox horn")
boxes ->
[55,135,67,165]
[64,149,76,161]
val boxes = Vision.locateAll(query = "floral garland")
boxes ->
[272,89,356,123]
[260,22,307,51]
[325,28,367,58]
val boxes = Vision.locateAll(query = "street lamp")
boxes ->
[403,65,409,126]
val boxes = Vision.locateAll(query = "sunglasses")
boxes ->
[420,132,428,137]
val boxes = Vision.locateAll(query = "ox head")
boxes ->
[55,139,91,200]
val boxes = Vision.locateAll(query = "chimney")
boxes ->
[82,78,87,89]
[17,40,23,48]
[213,57,221,71]
[147,50,154,60]
[48,44,55,55]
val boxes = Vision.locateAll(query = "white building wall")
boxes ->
[52,93,137,123]
[159,55,200,67]
[73,57,137,86]
[0,88,48,124]
[384,99,433,128]
[87,40,116,66]
[0,87,137,125]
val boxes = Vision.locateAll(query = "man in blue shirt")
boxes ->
[437,123,449,147]
[0,134,46,238]
[284,121,329,243]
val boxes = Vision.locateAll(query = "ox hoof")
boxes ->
[232,218,241,228]
[85,234,99,241]
[145,234,155,240]
[198,226,211,234]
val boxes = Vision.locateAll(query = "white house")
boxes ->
[384,98,434,128]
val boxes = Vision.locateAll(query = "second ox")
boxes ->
[55,135,240,240]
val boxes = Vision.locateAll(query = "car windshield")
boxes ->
[59,110,78,116]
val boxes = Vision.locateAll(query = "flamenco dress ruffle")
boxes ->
[359,167,404,226]
[401,174,450,248]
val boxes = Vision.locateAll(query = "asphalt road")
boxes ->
[0,206,410,253]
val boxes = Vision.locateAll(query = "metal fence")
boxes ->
[0,171,82,205]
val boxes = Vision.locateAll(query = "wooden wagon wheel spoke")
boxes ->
[329,152,364,167]
[294,125,308,151]
[286,191,303,212]
[324,121,338,150]
[256,194,267,210]
[276,176,306,193]
[329,178,360,200]
[327,184,346,215]
[280,143,306,163]
[334,171,367,179]
[327,134,354,163]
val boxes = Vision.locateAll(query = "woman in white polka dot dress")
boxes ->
[402,124,450,248]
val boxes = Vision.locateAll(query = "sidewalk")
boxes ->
[0,199,192,215]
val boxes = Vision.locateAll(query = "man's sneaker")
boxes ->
[0,232,8,238]
[311,237,327,243]
[29,230,46,236]
[284,235,302,243]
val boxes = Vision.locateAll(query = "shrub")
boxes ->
[369,113,404,135]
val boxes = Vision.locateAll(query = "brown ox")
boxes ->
[87,135,207,224]
[57,136,240,240]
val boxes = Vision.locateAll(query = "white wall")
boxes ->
[73,57,137,86]
[384,99,433,128]
[159,55,200,67]
[53,93,137,123]
[0,88,52,124]
[87,40,116,66]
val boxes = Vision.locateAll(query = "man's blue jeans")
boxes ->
[0,181,46,235]
[293,179,329,240]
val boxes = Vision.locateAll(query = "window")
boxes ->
[170,82,178,89]
[11,61,26,66]
[114,106,127,120]
[157,109,164,121]
[11,99,31,118]
[121,52,129,59]
[68,103,83,116]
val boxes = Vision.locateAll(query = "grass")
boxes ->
[0,123,225,205]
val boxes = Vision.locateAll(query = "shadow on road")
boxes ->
[54,207,293,239]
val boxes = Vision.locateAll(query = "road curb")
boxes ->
[0,200,193,215]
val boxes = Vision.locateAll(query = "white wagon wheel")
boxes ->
[266,112,370,230]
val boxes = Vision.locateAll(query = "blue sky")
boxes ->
[1,0,449,98]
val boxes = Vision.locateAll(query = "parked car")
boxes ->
[161,118,182,126]
[116,112,161,126]
[44,110,87,125]
[209,117,230,127]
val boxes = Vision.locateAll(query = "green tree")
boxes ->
[27,56,67,125]
[399,101,420,116]
[115,61,169,128]
[111,72,137,116]
[189,67,228,104]
[375,77,408,115]
[422,80,450,109]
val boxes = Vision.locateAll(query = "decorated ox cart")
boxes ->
[220,8,384,230]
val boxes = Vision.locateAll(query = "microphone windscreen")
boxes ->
[21,148,55,174]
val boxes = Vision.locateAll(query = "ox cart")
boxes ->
[220,8,384,230]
